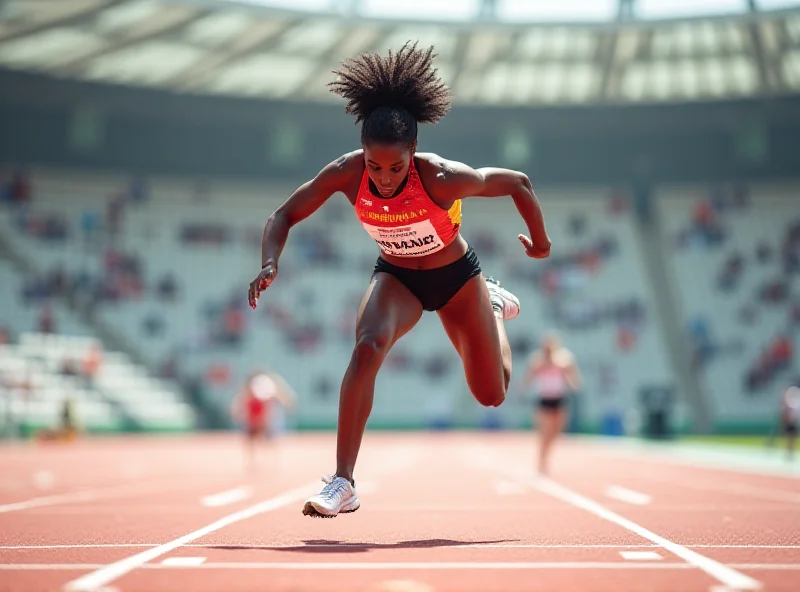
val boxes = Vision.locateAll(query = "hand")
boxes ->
[248,263,277,310]
[518,234,551,259]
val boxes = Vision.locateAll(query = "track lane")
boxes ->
[108,435,723,592]
[0,433,796,592]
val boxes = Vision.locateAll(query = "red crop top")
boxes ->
[353,158,462,258]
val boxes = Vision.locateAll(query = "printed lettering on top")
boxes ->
[360,219,445,257]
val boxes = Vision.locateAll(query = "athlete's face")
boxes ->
[363,141,414,198]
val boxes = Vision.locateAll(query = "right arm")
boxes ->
[261,152,357,268]
[522,352,541,387]
[249,152,359,308]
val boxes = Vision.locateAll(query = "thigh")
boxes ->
[553,406,569,433]
[536,409,555,438]
[436,273,504,394]
[356,272,423,346]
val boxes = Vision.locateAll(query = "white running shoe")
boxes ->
[485,277,520,320]
[302,474,360,518]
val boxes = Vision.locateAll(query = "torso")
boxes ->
[785,389,800,423]
[247,395,268,422]
[340,151,469,270]
[531,352,572,400]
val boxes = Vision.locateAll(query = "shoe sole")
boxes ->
[302,498,360,518]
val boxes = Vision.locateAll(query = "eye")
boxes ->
[369,165,380,172]
[391,167,402,173]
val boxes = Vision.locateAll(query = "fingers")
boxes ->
[249,266,277,309]
[518,234,551,259]
[248,281,258,310]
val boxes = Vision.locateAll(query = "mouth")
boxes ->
[379,188,396,197]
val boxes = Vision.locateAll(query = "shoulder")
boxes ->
[315,150,365,198]
[415,152,478,185]
[415,152,482,205]
[327,149,365,179]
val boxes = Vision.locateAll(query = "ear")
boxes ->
[410,139,418,155]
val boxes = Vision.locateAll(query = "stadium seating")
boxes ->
[0,167,681,433]
[654,183,798,430]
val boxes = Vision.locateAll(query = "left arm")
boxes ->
[565,355,583,392]
[268,372,297,411]
[428,158,551,258]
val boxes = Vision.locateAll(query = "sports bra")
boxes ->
[353,158,461,258]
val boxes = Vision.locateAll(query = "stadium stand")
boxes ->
[0,168,681,433]
[655,183,798,431]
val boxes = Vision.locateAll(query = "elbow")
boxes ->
[508,172,533,198]
[267,210,291,231]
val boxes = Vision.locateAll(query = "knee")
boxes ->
[352,332,392,370]
[474,385,506,408]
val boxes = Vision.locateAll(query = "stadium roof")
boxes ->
[0,0,799,106]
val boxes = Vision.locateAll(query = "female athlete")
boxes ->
[522,333,582,476]
[248,42,552,517]
[230,370,296,469]
[780,385,799,459]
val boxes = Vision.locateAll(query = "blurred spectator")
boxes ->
[717,251,744,293]
[38,304,55,334]
[157,273,179,302]
[756,241,772,263]
[677,195,726,250]
[82,344,103,388]
[782,221,800,274]
[80,210,101,245]
[688,315,714,371]
[568,213,587,237]
[129,177,148,204]
[9,169,31,206]
[758,278,788,305]
[617,326,637,352]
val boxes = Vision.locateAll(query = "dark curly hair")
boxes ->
[328,41,452,147]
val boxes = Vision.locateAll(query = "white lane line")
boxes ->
[0,479,213,514]
[160,557,206,567]
[0,490,97,514]
[605,486,652,506]
[33,470,55,490]
[61,481,320,592]
[493,480,527,495]
[531,476,762,590]
[200,487,252,508]
[2,562,798,571]
[174,563,800,571]
[642,474,800,505]
[1,543,798,551]
[620,551,662,561]
[466,453,763,592]
[0,545,157,550]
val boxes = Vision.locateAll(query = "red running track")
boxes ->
[0,432,798,592]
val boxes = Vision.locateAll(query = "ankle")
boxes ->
[335,472,355,486]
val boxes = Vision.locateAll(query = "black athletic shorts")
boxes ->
[538,398,568,411]
[372,246,482,311]
[787,422,798,436]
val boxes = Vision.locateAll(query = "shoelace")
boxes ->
[318,474,348,502]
